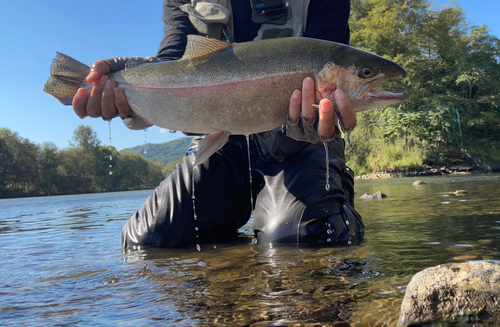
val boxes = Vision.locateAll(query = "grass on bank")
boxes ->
[346,137,425,175]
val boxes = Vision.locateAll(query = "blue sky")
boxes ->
[0,0,498,151]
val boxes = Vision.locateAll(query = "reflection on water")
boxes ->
[0,174,499,326]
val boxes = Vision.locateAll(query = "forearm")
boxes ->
[103,56,161,72]
[157,0,197,60]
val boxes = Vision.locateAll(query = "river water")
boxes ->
[1,173,499,326]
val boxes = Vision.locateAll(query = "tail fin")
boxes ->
[43,52,90,105]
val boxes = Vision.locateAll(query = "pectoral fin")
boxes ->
[194,131,231,166]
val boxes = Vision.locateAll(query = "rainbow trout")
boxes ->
[44,35,407,164]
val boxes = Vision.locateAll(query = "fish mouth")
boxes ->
[362,73,407,103]
[367,89,407,101]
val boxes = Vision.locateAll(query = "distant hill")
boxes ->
[121,137,193,165]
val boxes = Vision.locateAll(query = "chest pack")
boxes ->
[179,0,311,41]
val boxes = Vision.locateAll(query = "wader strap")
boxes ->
[180,0,233,41]
[180,0,309,42]
[254,0,310,40]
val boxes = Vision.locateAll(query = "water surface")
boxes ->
[1,174,499,326]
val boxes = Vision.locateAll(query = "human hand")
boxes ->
[287,77,357,141]
[72,60,132,120]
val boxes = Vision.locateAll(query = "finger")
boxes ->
[318,99,336,139]
[301,77,316,123]
[334,89,356,130]
[288,89,301,122]
[102,79,117,120]
[86,75,109,117]
[72,88,89,119]
[87,60,111,83]
[114,87,133,118]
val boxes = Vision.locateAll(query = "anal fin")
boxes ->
[194,131,231,166]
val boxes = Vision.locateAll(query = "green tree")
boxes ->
[144,161,165,189]
[116,152,150,190]
[38,142,61,195]
[69,125,101,151]
[347,0,500,171]
[0,128,39,197]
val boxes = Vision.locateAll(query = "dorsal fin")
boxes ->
[181,35,231,60]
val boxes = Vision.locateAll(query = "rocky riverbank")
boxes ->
[354,149,500,180]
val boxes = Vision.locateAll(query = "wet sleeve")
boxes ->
[157,0,198,60]
[103,56,161,72]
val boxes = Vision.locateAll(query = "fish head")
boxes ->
[315,45,407,112]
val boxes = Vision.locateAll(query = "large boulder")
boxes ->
[399,261,500,326]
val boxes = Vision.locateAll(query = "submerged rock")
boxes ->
[372,191,387,199]
[398,261,500,326]
[360,191,388,200]
[360,193,374,200]
[412,180,425,186]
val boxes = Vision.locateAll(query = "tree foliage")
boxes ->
[347,0,500,171]
[0,126,166,198]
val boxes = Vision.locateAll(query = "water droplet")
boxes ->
[196,244,201,251]
[142,149,148,154]
[246,135,254,211]
[191,166,200,245]
[108,120,112,142]
[348,240,352,245]
[346,221,350,225]
[109,171,113,175]
[327,229,332,234]
[327,238,331,242]
[109,155,112,160]
[323,142,330,192]
[109,164,112,168]
[213,245,217,249]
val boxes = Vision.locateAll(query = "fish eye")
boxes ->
[359,67,375,79]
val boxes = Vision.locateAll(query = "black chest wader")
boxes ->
[121,0,364,248]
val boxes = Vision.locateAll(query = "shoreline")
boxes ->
[354,167,491,180]
[353,149,500,180]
